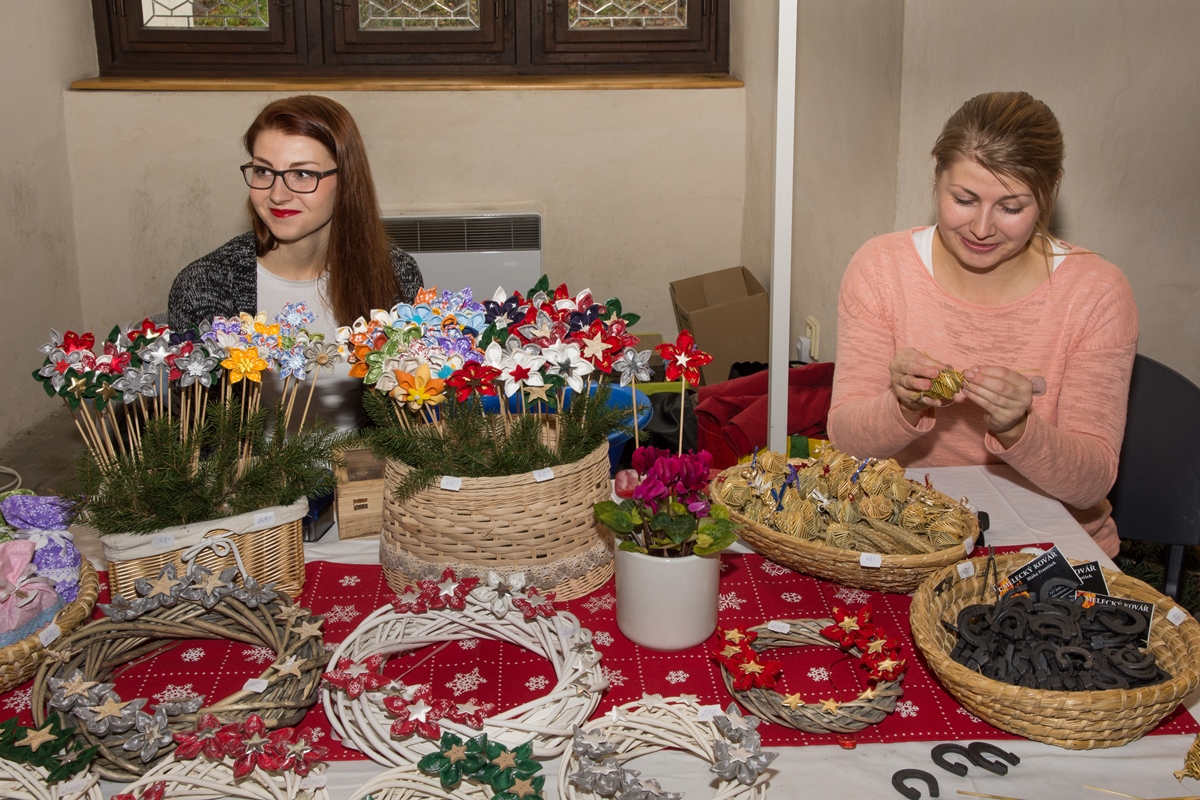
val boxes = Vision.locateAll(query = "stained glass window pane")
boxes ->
[141,0,269,28]
[359,0,482,31]
[568,0,687,30]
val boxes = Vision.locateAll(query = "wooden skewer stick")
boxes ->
[677,378,686,456]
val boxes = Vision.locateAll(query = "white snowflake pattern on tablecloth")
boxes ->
[720,560,731,572]
[897,700,919,718]
[781,592,803,603]
[98,581,108,593]
[717,592,745,611]
[759,560,789,577]
[806,667,830,682]
[3,687,31,712]
[592,631,614,647]
[243,645,275,664]
[154,683,198,703]
[446,668,487,695]
[665,670,689,685]
[832,586,871,606]
[339,575,361,587]
[601,666,627,687]
[324,642,338,652]
[955,707,981,723]
[181,647,205,662]
[325,605,360,624]
[307,727,324,741]
[582,594,616,614]
[459,639,479,650]
[525,675,549,691]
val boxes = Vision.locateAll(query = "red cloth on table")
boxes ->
[696,362,835,468]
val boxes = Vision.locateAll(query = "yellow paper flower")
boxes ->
[254,321,281,338]
[238,311,267,335]
[222,346,269,384]
[394,364,446,411]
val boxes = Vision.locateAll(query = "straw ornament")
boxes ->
[919,368,966,401]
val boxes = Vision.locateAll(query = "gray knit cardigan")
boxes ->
[167,231,423,330]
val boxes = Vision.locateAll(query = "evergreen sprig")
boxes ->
[360,383,628,502]
[75,399,346,535]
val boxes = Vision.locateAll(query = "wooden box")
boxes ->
[335,448,386,539]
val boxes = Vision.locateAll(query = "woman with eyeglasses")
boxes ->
[168,95,422,427]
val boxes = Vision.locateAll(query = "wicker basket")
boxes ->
[0,558,99,692]
[711,466,979,593]
[381,441,614,601]
[910,553,1200,749]
[100,497,308,599]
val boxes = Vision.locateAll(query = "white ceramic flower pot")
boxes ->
[614,547,720,650]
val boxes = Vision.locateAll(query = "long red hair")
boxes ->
[244,95,395,325]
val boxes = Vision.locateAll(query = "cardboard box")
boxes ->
[334,448,386,540]
[669,266,769,385]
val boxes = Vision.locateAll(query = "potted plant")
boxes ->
[592,331,740,650]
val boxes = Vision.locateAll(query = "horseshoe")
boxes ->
[967,742,1020,775]
[1055,645,1093,672]
[1035,577,1082,602]
[1037,597,1083,621]
[1096,605,1147,636]
[892,769,939,799]
[931,743,974,777]
[1029,615,1074,641]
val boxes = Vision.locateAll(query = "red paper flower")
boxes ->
[821,606,876,649]
[217,715,286,779]
[711,639,757,667]
[392,587,429,615]
[61,330,95,354]
[269,725,327,776]
[172,713,226,760]
[867,653,908,683]
[444,698,497,729]
[322,654,391,699]
[445,362,501,403]
[571,321,622,373]
[655,330,712,386]
[418,569,480,610]
[725,651,783,691]
[132,318,167,340]
[384,692,447,740]
[511,588,557,620]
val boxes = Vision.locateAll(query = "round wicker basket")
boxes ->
[381,441,614,601]
[0,557,99,693]
[910,553,1200,749]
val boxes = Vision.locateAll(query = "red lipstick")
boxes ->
[270,209,300,218]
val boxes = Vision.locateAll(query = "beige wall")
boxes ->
[0,3,96,448]
[65,89,746,346]
[896,0,1200,383]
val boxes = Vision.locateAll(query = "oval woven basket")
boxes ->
[710,465,978,594]
[381,441,614,601]
[910,553,1200,749]
[0,557,99,693]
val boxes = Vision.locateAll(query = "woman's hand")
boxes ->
[889,348,952,425]
[962,365,1034,447]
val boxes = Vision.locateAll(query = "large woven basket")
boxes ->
[910,553,1200,749]
[101,497,308,599]
[381,441,614,601]
[711,466,979,593]
[0,558,99,692]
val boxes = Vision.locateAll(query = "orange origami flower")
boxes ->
[393,364,446,411]
[221,347,269,383]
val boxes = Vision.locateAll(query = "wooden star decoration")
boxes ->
[276,605,309,625]
[722,628,747,644]
[836,616,860,634]
[271,655,305,680]
[142,572,180,600]
[739,660,765,675]
[819,698,841,714]
[866,638,888,654]
[445,743,468,763]
[491,750,518,770]
[95,382,119,402]
[524,384,551,404]
[510,777,539,799]
[857,687,879,701]
[875,657,900,673]
[721,644,744,659]
[16,724,58,752]
[89,696,130,721]
[456,701,482,716]
[578,330,612,360]
[59,673,98,700]
[782,693,804,711]
[292,618,323,640]
[67,376,89,398]
[194,570,229,594]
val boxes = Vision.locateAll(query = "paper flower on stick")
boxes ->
[392,364,446,411]
[446,362,501,403]
[542,341,594,393]
[221,347,269,384]
[655,330,711,387]
[612,347,653,387]
[322,654,391,699]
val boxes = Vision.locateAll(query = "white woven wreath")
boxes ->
[0,759,103,800]
[323,570,607,765]
[109,746,330,800]
[348,760,491,800]
[558,696,777,800]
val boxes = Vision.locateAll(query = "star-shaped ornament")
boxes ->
[141,572,180,600]
[491,750,518,770]
[578,330,612,360]
[639,693,665,709]
[866,638,888,654]
[456,700,482,716]
[510,777,539,799]
[721,644,743,659]
[837,616,860,634]
[96,382,119,402]
[524,384,551,404]
[739,660,765,675]
[875,657,900,673]
[722,628,747,644]
[16,724,59,752]
[58,673,98,700]
[292,618,323,639]
[90,696,131,721]
[445,743,468,763]
[606,706,628,723]
[276,605,309,625]
[407,698,433,722]
[858,687,879,700]
[271,655,305,680]
[819,698,841,714]
[194,570,229,594]
[782,693,804,710]
[67,376,90,398]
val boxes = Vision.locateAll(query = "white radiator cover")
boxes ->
[382,213,542,300]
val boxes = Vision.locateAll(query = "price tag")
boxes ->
[59,778,90,796]
[766,620,791,634]
[253,511,276,527]
[299,774,328,790]
[963,535,976,555]
[38,623,61,647]
[859,552,882,568]
[532,467,555,483]
[695,704,724,722]
[439,476,463,492]
[1167,606,1188,626]
[243,678,269,693]
[956,561,976,580]
[151,533,175,549]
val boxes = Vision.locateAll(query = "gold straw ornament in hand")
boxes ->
[918,368,966,401]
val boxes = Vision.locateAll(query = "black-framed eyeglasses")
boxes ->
[240,163,338,193]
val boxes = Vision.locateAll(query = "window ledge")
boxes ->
[70,74,742,92]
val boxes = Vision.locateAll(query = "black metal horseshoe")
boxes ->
[931,743,974,777]
[967,742,1020,775]
[892,769,940,799]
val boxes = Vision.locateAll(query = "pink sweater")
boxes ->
[828,230,1138,556]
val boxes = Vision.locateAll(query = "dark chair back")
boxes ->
[1108,354,1200,599]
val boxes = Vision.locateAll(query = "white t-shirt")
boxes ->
[256,264,363,431]
[911,226,1067,274]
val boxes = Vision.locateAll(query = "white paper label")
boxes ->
[59,778,90,796]
[440,476,463,492]
[696,704,724,721]
[766,620,791,634]
[299,774,328,790]
[38,623,61,646]
[963,535,976,555]
[532,467,555,483]
[151,533,175,549]
[253,511,275,527]
[1167,606,1188,626]
[243,678,269,693]
[957,561,976,580]
[859,552,882,568]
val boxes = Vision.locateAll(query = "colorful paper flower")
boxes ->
[172,713,227,761]
[541,341,594,393]
[269,725,327,776]
[445,362,501,403]
[417,732,489,789]
[392,586,429,614]
[511,588,557,620]
[393,364,447,411]
[820,606,876,649]
[216,715,285,779]
[444,698,497,730]
[611,347,653,386]
[418,569,481,610]
[655,330,712,387]
[304,340,342,373]
[384,692,447,740]
[322,654,391,699]
[221,346,269,384]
